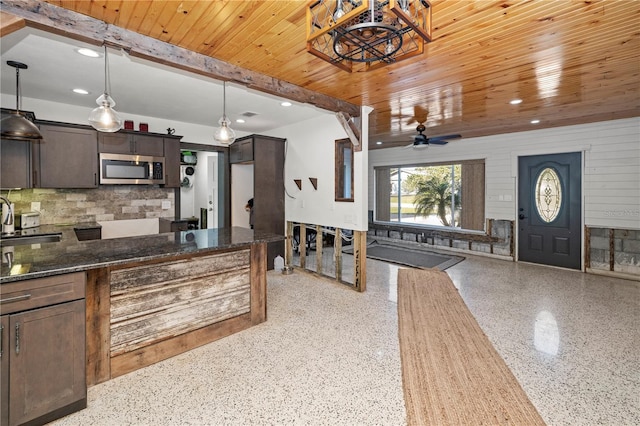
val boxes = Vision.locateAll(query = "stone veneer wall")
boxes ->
[4,186,174,225]
[588,227,640,278]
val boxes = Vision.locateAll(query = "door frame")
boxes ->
[511,147,588,271]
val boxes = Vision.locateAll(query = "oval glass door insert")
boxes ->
[535,167,562,222]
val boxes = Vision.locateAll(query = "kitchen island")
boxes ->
[1,226,282,385]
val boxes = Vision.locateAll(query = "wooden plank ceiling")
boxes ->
[39,1,640,149]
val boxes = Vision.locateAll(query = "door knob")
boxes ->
[519,213,527,220]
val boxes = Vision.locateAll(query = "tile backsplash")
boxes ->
[2,186,175,225]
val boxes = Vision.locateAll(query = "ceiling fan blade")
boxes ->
[429,134,461,142]
[428,140,449,145]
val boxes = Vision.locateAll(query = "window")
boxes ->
[335,139,354,202]
[535,167,562,223]
[375,160,485,231]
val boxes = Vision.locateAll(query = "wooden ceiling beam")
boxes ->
[0,11,25,36]
[1,0,361,117]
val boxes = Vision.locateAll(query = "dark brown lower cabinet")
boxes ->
[1,273,86,426]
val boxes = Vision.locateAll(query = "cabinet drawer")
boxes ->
[0,272,85,315]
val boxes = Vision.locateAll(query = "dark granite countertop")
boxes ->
[0,225,283,283]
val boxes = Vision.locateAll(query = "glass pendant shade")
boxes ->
[214,116,236,144]
[89,45,123,132]
[1,60,43,141]
[88,93,123,132]
[214,82,236,145]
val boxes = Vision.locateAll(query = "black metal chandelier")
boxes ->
[307,0,432,72]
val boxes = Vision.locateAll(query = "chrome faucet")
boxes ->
[0,196,15,234]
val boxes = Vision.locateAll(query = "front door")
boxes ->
[518,152,581,269]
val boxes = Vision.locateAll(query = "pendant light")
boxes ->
[0,61,43,141]
[88,45,123,132]
[213,81,236,145]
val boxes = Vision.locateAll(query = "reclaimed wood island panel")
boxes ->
[86,241,269,385]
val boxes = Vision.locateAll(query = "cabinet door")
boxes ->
[0,139,31,189]
[1,315,8,426]
[133,135,164,156]
[253,137,285,269]
[229,139,253,164]
[37,125,98,188]
[98,132,131,154]
[163,138,180,187]
[9,300,86,426]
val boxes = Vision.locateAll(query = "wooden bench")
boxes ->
[397,268,546,425]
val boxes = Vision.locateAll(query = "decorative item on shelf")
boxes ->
[306,0,432,72]
[180,164,196,188]
[139,122,149,132]
[294,179,302,190]
[124,120,134,130]
[309,177,318,190]
[88,45,123,132]
[1,61,43,140]
[167,128,176,135]
[181,151,197,165]
[213,81,236,145]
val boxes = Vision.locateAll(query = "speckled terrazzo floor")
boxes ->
[51,254,639,426]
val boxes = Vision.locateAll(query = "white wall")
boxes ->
[179,165,195,219]
[264,107,370,232]
[231,164,254,228]
[369,117,640,230]
[192,152,218,228]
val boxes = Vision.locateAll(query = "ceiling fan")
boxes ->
[407,122,461,149]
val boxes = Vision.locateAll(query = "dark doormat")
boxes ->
[343,241,464,270]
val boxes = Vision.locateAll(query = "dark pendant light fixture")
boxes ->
[0,61,43,141]
[213,81,236,145]
[88,45,123,132]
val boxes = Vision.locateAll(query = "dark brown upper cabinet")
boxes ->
[36,124,98,188]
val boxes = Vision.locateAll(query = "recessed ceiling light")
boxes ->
[76,48,101,58]
[510,98,523,105]
[280,101,292,107]
[73,88,90,95]
[376,141,383,145]
[530,119,540,124]
[236,119,246,123]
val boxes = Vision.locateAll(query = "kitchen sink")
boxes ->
[0,233,62,246]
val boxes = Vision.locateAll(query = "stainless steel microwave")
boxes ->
[99,153,165,185]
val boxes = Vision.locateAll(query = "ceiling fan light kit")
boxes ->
[407,122,461,149]
[88,45,123,132]
[306,0,432,72]
[1,60,43,141]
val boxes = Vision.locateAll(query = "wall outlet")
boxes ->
[31,201,41,212]
[161,200,171,210]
